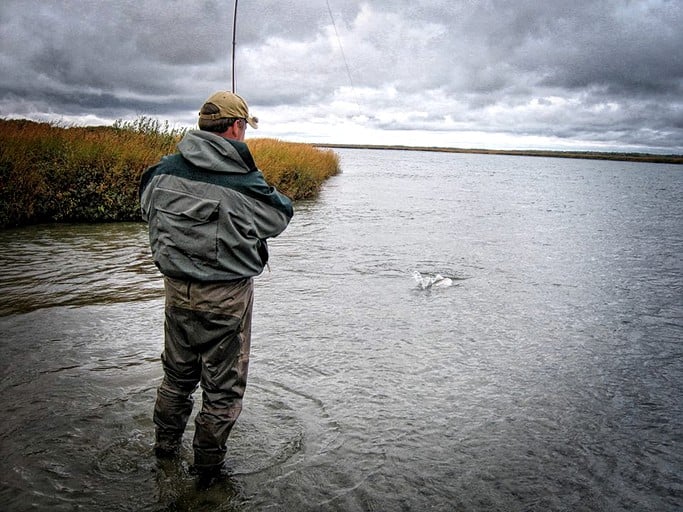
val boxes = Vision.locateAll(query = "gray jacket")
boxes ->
[140,130,293,281]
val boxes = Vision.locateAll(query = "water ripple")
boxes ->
[1,151,682,511]
[0,223,162,316]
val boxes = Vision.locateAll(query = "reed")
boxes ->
[0,118,339,228]
[247,138,340,199]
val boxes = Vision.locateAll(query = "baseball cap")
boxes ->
[198,91,259,128]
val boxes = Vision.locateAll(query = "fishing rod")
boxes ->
[231,0,238,92]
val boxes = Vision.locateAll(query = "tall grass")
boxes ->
[0,118,179,227]
[0,118,339,228]
[247,138,340,199]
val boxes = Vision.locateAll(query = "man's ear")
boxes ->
[221,123,239,141]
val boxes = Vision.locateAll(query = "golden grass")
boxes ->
[0,118,340,228]
[247,138,340,199]
[0,118,180,226]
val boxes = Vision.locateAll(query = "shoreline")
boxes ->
[314,143,683,165]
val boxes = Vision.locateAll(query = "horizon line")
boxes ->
[312,143,683,165]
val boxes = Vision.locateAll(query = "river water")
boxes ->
[0,149,681,511]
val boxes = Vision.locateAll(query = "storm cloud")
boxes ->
[1,0,681,152]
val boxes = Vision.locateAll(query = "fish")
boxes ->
[412,271,453,290]
[431,274,453,288]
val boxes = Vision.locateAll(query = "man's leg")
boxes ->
[153,279,202,456]
[190,278,254,472]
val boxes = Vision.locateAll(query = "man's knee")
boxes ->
[158,376,199,399]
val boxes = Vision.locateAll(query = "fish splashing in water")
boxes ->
[412,271,453,290]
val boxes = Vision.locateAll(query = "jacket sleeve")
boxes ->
[139,164,158,223]
[238,169,293,239]
[251,186,293,239]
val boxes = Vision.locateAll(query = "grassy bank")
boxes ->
[0,119,340,228]
[316,143,683,165]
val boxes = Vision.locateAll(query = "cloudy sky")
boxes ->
[1,0,682,153]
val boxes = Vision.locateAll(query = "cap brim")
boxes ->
[247,116,258,129]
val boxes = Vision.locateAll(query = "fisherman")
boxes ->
[139,91,293,480]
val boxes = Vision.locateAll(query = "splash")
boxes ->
[412,271,453,290]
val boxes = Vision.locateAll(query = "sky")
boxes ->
[1,0,682,154]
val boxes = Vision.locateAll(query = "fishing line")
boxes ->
[231,1,361,115]
[325,0,362,116]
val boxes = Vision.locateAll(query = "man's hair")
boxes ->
[198,102,239,133]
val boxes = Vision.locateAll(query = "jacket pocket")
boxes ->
[153,188,220,262]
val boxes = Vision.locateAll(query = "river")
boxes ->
[0,149,681,511]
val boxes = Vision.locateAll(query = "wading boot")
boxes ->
[154,430,182,459]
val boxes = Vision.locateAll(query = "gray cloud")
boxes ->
[1,0,681,152]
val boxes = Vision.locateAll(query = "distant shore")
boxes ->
[315,143,683,165]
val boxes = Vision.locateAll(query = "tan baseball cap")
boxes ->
[198,91,259,128]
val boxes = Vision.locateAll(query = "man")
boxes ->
[139,91,293,479]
